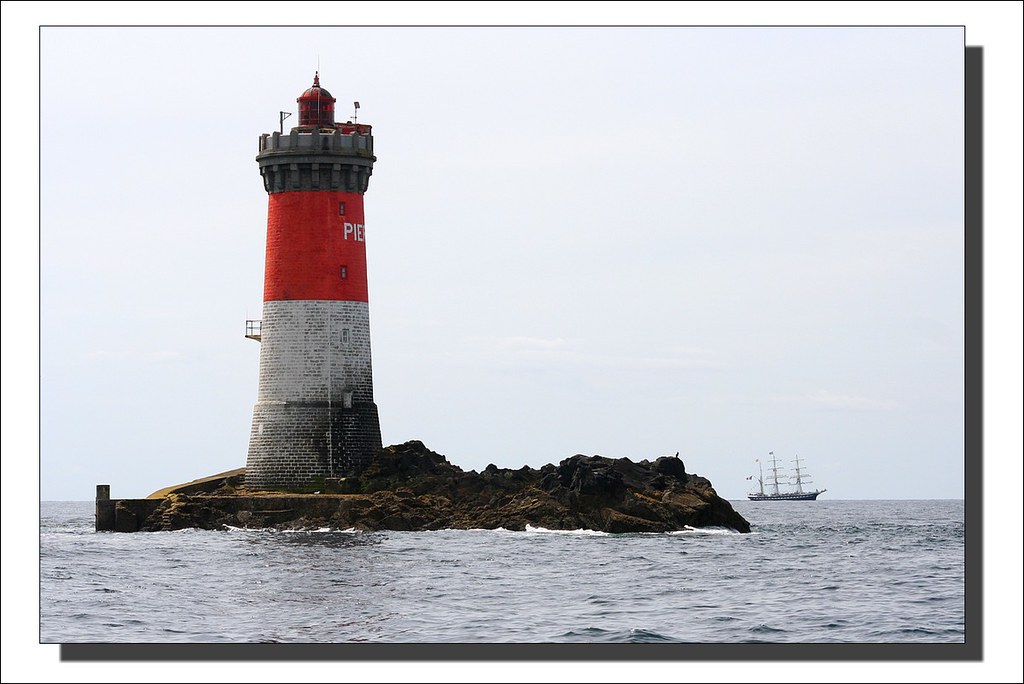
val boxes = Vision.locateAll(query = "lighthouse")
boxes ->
[244,73,381,489]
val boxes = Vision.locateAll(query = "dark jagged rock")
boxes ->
[138,441,750,534]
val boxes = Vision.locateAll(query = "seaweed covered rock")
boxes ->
[140,441,750,533]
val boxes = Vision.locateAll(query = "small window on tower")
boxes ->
[341,328,351,345]
[340,265,348,279]
[338,202,346,216]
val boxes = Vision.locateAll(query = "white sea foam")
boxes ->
[220,525,360,534]
[667,525,743,536]
[456,526,609,535]
[524,525,609,536]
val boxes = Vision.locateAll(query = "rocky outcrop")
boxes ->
[139,441,750,533]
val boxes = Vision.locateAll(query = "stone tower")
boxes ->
[244,73,381,489]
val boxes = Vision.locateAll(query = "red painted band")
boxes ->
[263,191,369,302]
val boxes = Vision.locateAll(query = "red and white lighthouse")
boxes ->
[245,73,381,489]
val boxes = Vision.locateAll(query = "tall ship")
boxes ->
[748,452,826,501]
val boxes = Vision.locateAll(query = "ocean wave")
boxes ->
[557,626,681,643]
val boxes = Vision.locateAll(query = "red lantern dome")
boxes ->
[296,71,336,127]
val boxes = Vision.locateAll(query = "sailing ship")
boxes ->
[748,452,826,501]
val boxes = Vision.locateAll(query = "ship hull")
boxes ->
[748,490,825,501]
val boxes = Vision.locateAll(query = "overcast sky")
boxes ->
[28,25,973,501]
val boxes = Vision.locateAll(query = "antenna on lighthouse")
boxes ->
[279,111,292,134]
[315,70,321,125]
[353,101,360,123]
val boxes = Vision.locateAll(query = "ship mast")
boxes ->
[792,455,813,494]
[767,451,783,496]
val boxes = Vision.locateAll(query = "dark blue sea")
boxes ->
[39,499,964,644]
